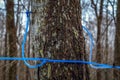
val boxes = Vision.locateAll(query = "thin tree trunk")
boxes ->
[6,0,17,80]
[94,0,104,80]
[114,0,120,79]
[105,1,109,79]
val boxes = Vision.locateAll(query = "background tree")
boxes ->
[114,0,120,79]
[0,9,6,80]
[6,0,17,80]
[91,0,104,80]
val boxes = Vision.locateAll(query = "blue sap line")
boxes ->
[82,26,115,69]
[0,57,115,68]
[0,10,120,69]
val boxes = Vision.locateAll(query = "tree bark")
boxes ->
[6,0,17,80]
[91,0,104,80]
[37,0,89,80]
[114,0,120,79]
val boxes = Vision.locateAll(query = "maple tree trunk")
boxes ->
[37,0,89,80]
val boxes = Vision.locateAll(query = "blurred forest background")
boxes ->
[0,0,120,80]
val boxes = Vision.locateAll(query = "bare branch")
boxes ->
[91,0,98,18]
[101,19,113,36]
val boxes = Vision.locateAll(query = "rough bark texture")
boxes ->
[6,0,17,80]
[114,0,120,79]
[37,0,89,80]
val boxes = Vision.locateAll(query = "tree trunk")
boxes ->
[36,0,89,80]
[114,0,120,79]
[6,0,17,80]
[105,1,109,79]
[95,0,104,80]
